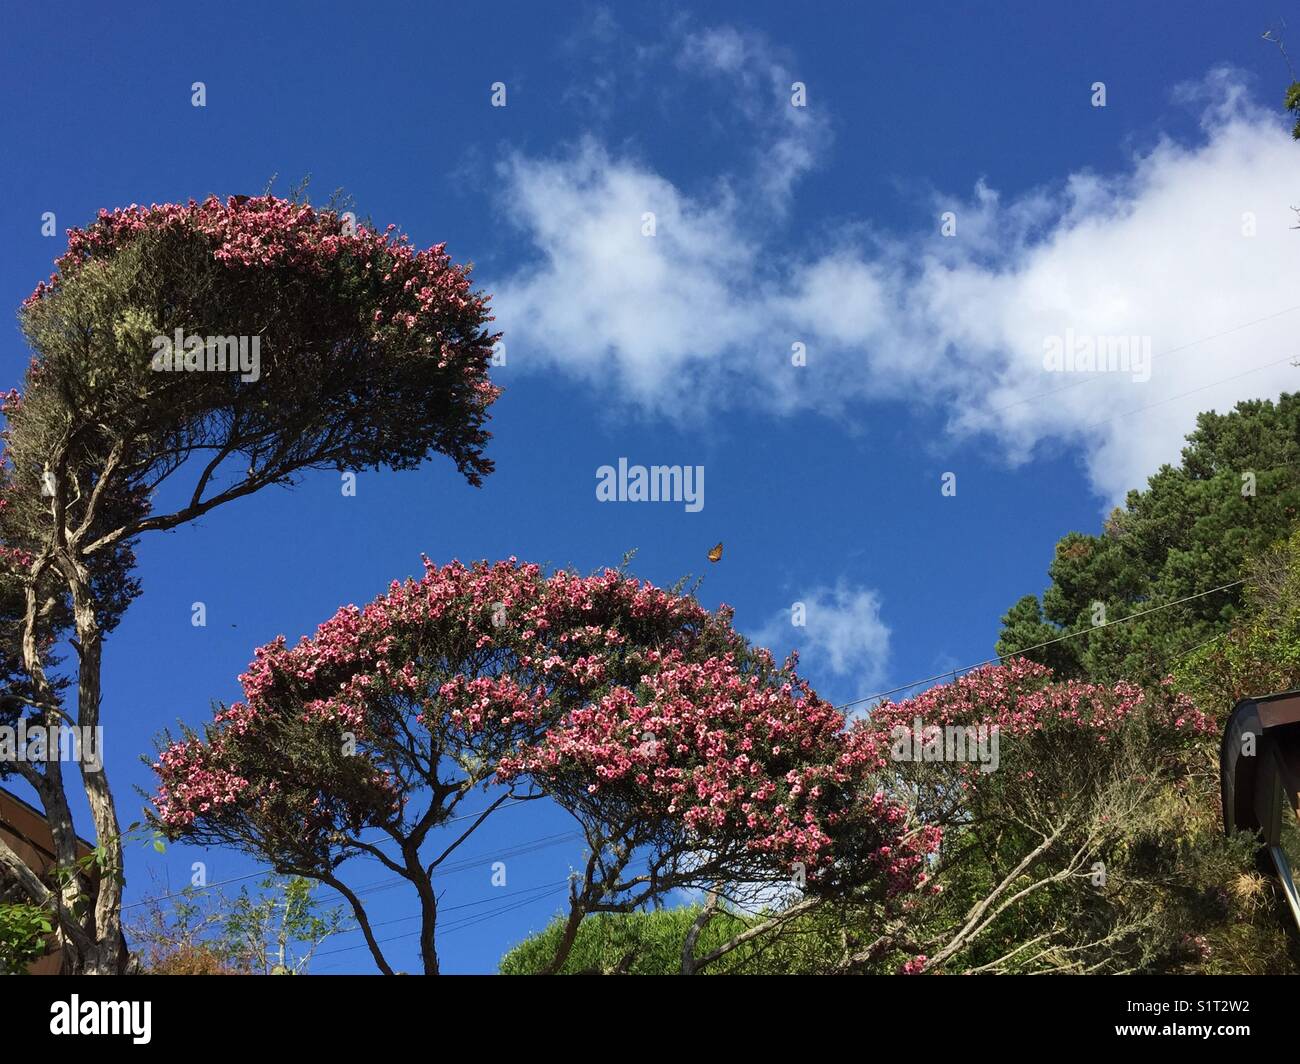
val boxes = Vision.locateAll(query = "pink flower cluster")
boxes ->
[863,658,1215,782]
[152,559,730,835]
[21,194,500,409]
[496,651,868,873]
[151,742,249,827]
[151,558,930,896]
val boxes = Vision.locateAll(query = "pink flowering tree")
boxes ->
[0,194,499,973]
[499,653,938,973]
[151,559,928,974]
[842,659,1217,973]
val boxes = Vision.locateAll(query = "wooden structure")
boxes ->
[0,786,99,973]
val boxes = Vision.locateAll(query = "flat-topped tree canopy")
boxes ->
[10,195,500,557]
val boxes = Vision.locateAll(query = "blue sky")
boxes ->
[2,1,1299,972]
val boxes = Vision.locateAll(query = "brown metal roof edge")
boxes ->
[0,784,99,855]
[1255,691,1300,729]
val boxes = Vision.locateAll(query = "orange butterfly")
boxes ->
[707,542,723,563]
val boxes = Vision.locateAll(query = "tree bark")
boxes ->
[323,873,394,975]
[59,551,125,973]
[403,840,440,975]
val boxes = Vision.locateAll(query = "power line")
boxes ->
[991,303,1300,415]
[312,879,572,958]
[1167,630,1229,666]
[122,797,537,911]
[311,882,570,969]
[126,821,583,971]
[441,886,568,936]
[831,577,1245,714]
[121,868,268,911]
[1083,353,1299,432]
[342,831,581,902]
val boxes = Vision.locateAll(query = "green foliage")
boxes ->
[983,397,1300,972]
[224,876,346,975]
[865,676,1250,973]
[1286,81,1300,139]
[924,763,1296,974]
[499,904,839,975]
[1176,528,1300,710]
[126,875,345,975]
[502,907,739,975]
[979,396,1300,972]
[996,394,1300,687]
[0,902,53,974]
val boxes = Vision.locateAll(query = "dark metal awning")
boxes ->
[1221,692,1300,933]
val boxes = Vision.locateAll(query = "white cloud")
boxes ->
[750,583,891,699]
[676,25,829,210]
[493,138,761,406]
[490,41,1300,502]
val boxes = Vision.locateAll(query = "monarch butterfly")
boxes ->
[707,542,723,563]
